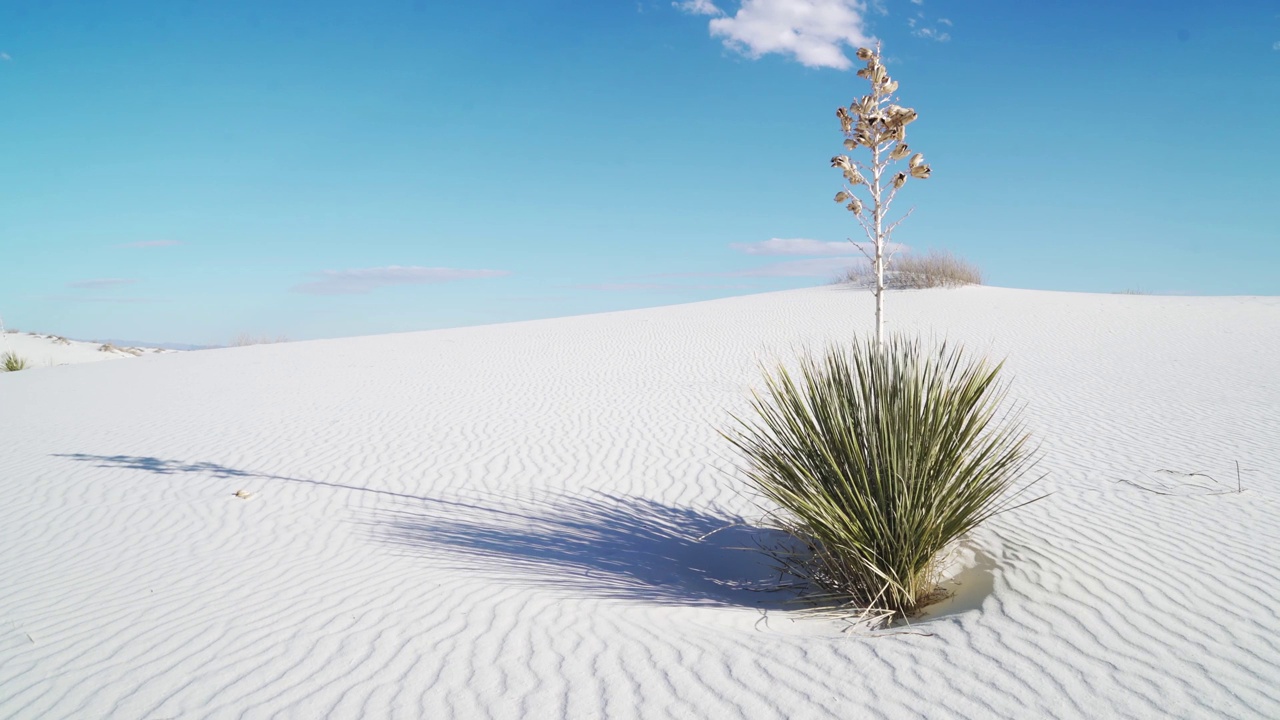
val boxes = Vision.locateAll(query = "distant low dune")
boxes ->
[0,331,174,372]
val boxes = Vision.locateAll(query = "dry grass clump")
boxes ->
[724,337,1038,620]
[2,351,30,372]
[230,333,289,347]
[98,340,142,353]
[841,250,982,289]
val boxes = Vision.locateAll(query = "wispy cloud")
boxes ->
[731,237,862,256]
[658,256,866,279]
[570,281,752,292]
[908,10,952,41]
[674,0,723,15]
[43,295,154,304]
[730,237,906,257]
[1273,40,1280,51]
[292,265,511,295]
[730,256,862,277]
[117,240,182,248]
[692,0,874,70]
[67,278,138,290]
[0,52,10,61]
[913,26,950,42]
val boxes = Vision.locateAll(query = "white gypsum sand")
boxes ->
[1,286,1277,719]
[0,331,172,370]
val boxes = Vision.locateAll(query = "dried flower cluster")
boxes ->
[828,45,932,343]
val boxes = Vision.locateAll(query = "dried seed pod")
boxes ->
[890,106,918,126]
[909,153,924,168]
[882,80,899,95]
[891,125,907,142]
[893,172,907,189]
[846,198,864,214]
[872,65,886,85]
[859,95,878,116]
[856,47,874,61]
[890,143,910,160]
[843,168,865,185]
[836,107,853,133]
[843,138,858,150]
[856,67,870,79]
[910,164,932,179]
[835,191,851,203]
[830,155,852,170]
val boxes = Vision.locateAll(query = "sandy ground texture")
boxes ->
[0,331,172,370]
[1,286,1278,719]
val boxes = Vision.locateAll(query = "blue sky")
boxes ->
[1,1,1277,345]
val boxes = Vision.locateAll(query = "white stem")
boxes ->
[871,138,884,346]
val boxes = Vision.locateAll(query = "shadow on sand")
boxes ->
[370,492,807,609]
[53,453,437,503]
[55,453,802,610]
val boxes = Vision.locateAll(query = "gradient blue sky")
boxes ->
[2,1,1277,344]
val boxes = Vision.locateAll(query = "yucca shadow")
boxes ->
[57,453,255,477]
[55,453,803,609]
[371,493,806,609]
[53,453,435,503]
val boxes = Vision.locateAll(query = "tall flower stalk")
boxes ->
[832,45,932,344]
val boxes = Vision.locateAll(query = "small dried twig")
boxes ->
[1116,465,1247,496]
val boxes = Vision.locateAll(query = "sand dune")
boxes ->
[2,286,1278,719]
[0,331,172,370]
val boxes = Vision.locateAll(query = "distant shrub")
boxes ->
[97,342,143,356]
[841,249,982,289]
[2,351,29,372]
[724,336,1039,620]
[230,333,289,347]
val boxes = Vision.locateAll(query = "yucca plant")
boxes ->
[832,45,932,344]
[2,351,29,372]
[725,336,1039,619]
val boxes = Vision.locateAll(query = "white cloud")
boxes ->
[1273,40,1280,51]
[45,294,153,304]
[0,52,10,61]
[292,265,510,295]
[68,278,138,289]
[913,26,950,42]
[730,237,865,256]
[117,240,182,248]
[674,0,723,15]
[731,256,863,277]
[572,281,752,292]
[731,237,906,256]
[705,0,874,70]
